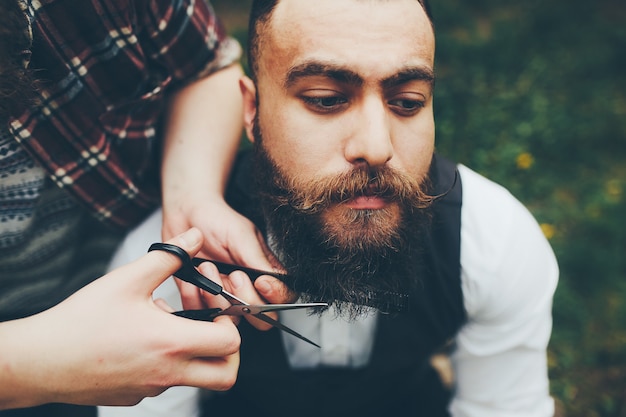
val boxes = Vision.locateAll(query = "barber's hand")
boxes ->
[0,228,240,409]
[162,198,297,312]
[193,261,291,331]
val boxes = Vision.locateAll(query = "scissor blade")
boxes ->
[231,303,328,315]
[253,312,321,348]
[219,289,250,306]
[257,302,328,313]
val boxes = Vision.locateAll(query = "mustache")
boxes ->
[268,164,436,214]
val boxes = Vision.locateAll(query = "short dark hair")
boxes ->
[247,0,434,80]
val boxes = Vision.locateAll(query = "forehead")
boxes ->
[258,0,435,84]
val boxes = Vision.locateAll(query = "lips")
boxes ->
[343,195,389,210]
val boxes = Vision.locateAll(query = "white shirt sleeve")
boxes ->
[450,165,559,417]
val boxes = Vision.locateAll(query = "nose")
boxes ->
[344,97,393,168]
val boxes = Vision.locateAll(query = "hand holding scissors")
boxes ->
[148,243,326,347]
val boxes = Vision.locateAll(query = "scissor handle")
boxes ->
[172,309,223,322]
[148,243,223,296]
[192,258,288,281]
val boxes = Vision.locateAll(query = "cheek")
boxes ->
[258,105,343,181]
[390,118,435,180]
[284,142,339,186]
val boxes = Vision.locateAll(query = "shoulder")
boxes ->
[457,165,559,323]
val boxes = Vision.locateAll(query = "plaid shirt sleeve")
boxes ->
[8,0,241,229]
[139,0,242,84]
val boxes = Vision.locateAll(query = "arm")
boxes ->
[160,62,269,268]
[159,63,289,308]
[450,165,559,417]
[0,228,240,410]
[149,0,287,308]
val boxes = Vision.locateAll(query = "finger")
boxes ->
[170,314,241,359]
[197,262,232,312]
[225,224,277,272]
[213,313,240,327]
[165,319,240,391]
[160,213,188,242]
[256,229,287,273]
[175,279,205,310]
[180,352,240,392]
[121,227,204,293]
[255,276,298,304]
[227,271,273,331]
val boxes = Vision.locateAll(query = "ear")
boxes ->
[239,76,258,143]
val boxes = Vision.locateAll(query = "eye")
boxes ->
[301,95,348,113]
[388,98,426,116]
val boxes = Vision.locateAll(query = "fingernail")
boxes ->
[255,279,272,296]
[178,227,202,248]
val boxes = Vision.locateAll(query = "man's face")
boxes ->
[246,0,435,221]
[242,0,437,312]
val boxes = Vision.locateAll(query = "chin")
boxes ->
[321,205,404,252]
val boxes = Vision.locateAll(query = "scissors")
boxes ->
[148,243,326,348]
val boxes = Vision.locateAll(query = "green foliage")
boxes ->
[433,1,626,414]
[214,0,626,414]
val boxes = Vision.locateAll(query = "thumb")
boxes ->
[125,227,204,292]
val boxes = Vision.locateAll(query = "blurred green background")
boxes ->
[212,0,626,415]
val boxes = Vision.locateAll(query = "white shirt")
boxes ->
[98,164,558,417]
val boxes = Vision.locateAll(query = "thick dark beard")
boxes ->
[251,120,436,318]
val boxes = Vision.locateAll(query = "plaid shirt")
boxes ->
[8,0,241,229]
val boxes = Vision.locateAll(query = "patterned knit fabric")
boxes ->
[0,124,124,321]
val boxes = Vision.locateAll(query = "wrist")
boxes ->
[0,316,54,409]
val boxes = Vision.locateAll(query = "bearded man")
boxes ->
[99,0,558,416]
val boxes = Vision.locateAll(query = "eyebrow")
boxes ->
[284,61,435,90]
[285,62,363,88]
[381,67,435,90]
